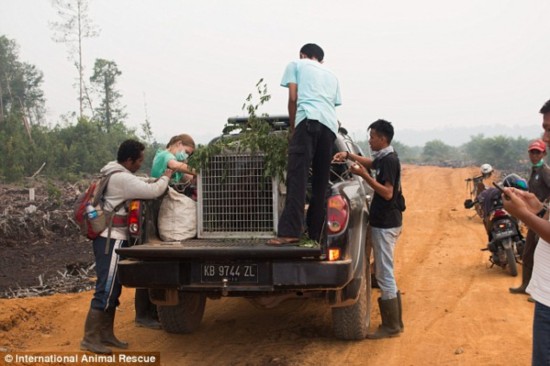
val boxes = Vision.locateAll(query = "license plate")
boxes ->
[493,229,515,240]
[201,263,258,283]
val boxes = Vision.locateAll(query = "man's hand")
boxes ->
[332,151,347,162]
[163,169,174,179]
[502,187,542,218]
[349,162,366,176]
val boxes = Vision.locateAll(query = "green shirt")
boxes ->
[151,149,182,183]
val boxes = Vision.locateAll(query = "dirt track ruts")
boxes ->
[0,165,534,365]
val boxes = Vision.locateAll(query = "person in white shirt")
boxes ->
[503,99,550,366]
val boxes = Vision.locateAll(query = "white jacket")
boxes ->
[99,161,169,240]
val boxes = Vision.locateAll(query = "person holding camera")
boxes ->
[503,99,550,365]
[510,139,550,296]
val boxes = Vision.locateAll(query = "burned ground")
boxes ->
[0,182,95,297]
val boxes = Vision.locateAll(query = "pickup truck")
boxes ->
[116,116,374,340]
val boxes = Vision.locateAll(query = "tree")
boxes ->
[0,35,45,125]
[421,139,455,163]
[89,58,126,131]
[462,135,527,172]
[139,93,155,144]
[50,0,99,119]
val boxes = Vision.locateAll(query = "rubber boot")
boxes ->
[367,297,401,339]
[101,308,129,349]
[135,288,162,330]
[80,308,112,354]
[397,291,404,333]
[509,267,531,294]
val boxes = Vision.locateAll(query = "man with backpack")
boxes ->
[81,139,172,354]
[333,119,405,339]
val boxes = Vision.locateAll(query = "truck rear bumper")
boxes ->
[118,258,353,291]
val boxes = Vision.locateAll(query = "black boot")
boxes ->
[80,308,112,354]
[509,266,532,294]
[367,297,401,339]
[397,291,404,333]
[101,308,129,349]
[135,289,162,330]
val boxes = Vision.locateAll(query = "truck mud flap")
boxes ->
[118,260,181,288]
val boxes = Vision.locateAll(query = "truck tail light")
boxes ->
[128,200,141,235]
[328,247,341,261]
[327,195,348,235]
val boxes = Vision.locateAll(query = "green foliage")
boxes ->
[355,133,530,172]
[188,79,288,181]
[90,58,126,131]
[463,135,528,172]
[46,180,62,205]
[421,139,458,163]
[392,140,422,163]
[0,114,35,182]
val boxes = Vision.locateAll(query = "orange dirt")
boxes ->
[0,165,534,365]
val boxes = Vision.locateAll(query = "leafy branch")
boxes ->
[188,79,289,181]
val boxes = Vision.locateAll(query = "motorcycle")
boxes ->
[465,176,526,276]
[463,163,493,219]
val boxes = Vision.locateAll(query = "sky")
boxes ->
[1,0,549,146]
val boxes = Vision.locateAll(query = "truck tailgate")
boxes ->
[116,239,322,260]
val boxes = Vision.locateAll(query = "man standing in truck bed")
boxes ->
[268,43,342,245]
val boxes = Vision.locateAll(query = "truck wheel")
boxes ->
[157,291,206,334]
[331,259,372,340]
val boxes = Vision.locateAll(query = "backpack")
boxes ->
[73,171,125,240]
[396,190,406,212]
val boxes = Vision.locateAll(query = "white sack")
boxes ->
[158,187,197,241]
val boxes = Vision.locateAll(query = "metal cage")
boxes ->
[197,153,279,239]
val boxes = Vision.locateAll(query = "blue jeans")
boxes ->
[371,226,402,300]
[90,236,127,311]
[533,301,550,366]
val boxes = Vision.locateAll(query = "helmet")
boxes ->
[502,173,529,191]
[480,163,493,175]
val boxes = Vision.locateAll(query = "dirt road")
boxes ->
[0,166,534,365]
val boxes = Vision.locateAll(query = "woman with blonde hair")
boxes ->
[135,133,197,329]
[151,133,196,183]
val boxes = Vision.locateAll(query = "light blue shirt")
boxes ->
[280,58,342,135]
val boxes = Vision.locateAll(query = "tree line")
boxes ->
[0,30,536,184]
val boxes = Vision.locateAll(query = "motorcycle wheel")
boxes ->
[505,245,518,277]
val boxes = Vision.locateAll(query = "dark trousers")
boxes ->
[523,229,538,272]
[533,301,550,366]
[278,119,335,241]
[135,288,158,320]
[91,236,127,311]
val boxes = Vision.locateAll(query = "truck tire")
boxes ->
[331,258,372,340]
[158,291,206,334]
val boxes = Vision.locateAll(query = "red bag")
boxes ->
[73,172,122,239]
